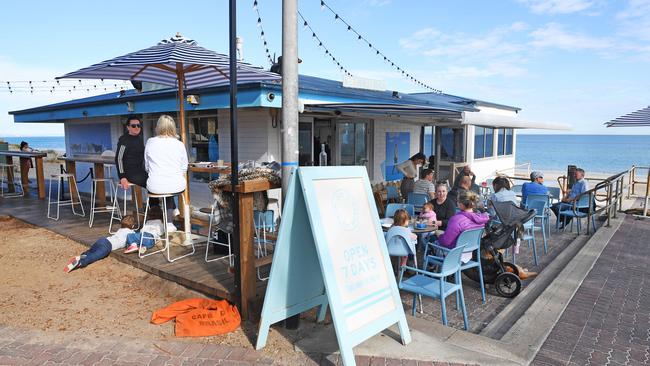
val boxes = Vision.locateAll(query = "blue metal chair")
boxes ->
[548,187,561,204]
[385,203,415,218]
[386,185,400,204]
[558,194,596,235]
[253,210,276,280]
[407,192,429,212]
[526,195,550,253]
[385,226,422,313]
[424,228,486,303]
[398,245,469,330]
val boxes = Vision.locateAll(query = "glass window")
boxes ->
[498,129,505,155]
[474,126,485,159]
[485,127,494,157]
[298,122,312,166]
[505,128,513,155]
[422,126,434,157]
[338,122,368,166]
[440,127,465,162]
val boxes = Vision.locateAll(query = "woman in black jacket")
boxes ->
[115,115,147,189]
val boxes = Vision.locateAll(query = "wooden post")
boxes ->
[94,163,106,208]
[238,192,255,319]
[35,157,46,199]
[19,158,30,194]
[65,160,79,203]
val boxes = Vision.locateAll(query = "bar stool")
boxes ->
[89,166,118,228]
[0,163,24,198]
[47,173,84,220]
[140,192,194,262]
[109,183,141,233]
[205,202,233,266]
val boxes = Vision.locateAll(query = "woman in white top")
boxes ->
[144,115,188,219]
[396,152,426,199]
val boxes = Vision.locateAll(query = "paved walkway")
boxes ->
[0,323,471,365]
[532,215,650,365]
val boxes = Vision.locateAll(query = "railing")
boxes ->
[495,162,531,178]
[627,165,650,218]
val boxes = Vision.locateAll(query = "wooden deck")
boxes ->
[0,180,268,303]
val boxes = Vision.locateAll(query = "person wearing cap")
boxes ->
[521,170,548,206]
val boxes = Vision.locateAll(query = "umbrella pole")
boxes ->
[176,64,192,244]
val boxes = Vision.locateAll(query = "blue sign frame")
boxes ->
[256,167,410,366]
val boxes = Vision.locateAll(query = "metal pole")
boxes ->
[281,0,299,199]
[229,0,242,310]
[281,0,300,329]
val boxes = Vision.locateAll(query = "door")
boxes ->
[337,121,369,168]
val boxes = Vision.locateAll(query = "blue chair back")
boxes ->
[407,192,429,208]
[455,228,483,252]
[526,199,547,218]
[386,185,399,201]
[385,226,415,257]
[548,187,561,201]
[575,193,591,209]
[440,245,466,277]
[253,210,275,231]
[527,194,550,205]
[385,203,415,218]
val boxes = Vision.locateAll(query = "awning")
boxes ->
[605,106,650,127]
[461,111,572,130]
[302,102,468,119]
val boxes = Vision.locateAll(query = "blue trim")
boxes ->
[281,162,299,166]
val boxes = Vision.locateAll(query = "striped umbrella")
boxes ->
[605,106,650,127]
[57,33,280,146]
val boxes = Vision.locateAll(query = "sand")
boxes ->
[0,216,305,363]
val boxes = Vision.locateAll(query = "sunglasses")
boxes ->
[129,124,141,128]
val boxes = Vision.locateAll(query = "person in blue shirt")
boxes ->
[521,171,549,206]
[550,168,589,229]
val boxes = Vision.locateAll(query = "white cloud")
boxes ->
[517,0,598,14]
[616,0,650,41]
[529,23,612,50]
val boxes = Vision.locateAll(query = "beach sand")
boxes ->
[0,216,304,363]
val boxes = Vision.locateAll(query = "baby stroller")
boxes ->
[465,201,536,298]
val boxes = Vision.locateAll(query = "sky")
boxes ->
[1,0,650,136]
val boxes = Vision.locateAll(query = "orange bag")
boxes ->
[151,298,241,337]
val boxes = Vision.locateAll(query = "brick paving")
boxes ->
[404,221,581,333]
[532,215,650,365]
[0,324,475,365]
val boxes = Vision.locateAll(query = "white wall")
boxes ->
[372,118,421,183]
[218,108,277,163]
[467,125,519,183]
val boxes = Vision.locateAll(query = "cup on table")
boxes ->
[217,159,224,166]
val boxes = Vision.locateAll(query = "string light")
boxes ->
[298,11,352,77]
[318,0,442,93]
[252,0,274,65]
[0,79,130,94]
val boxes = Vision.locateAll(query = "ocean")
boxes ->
[2,134,648,175]
[516,134,650,175]
[0,136,66,152]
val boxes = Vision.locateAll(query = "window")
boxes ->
[440,127,465,162]
[474,127,494,159]
[422,126,434,157]
[497,128,513,156]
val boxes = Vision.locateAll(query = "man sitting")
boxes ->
[521,171,549,206]
[413,169,436,200]
[550,168,588,229]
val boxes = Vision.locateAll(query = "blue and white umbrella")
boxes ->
[605,106,650,127]
[58,33,280,89]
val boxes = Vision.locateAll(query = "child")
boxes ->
[418,202,437,224]
[124,207,176,254]
[387,209,417,268]
[64,215,136,273]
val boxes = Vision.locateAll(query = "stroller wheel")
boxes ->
[495,272,521,298]
[503,261,519,276]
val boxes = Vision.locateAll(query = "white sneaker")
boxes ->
[173,208,180,217]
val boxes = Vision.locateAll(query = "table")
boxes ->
[380,218,438,234]
[0,151,48,199]
[60,155,128,208]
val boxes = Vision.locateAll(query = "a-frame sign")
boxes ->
[256,167,411,365]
